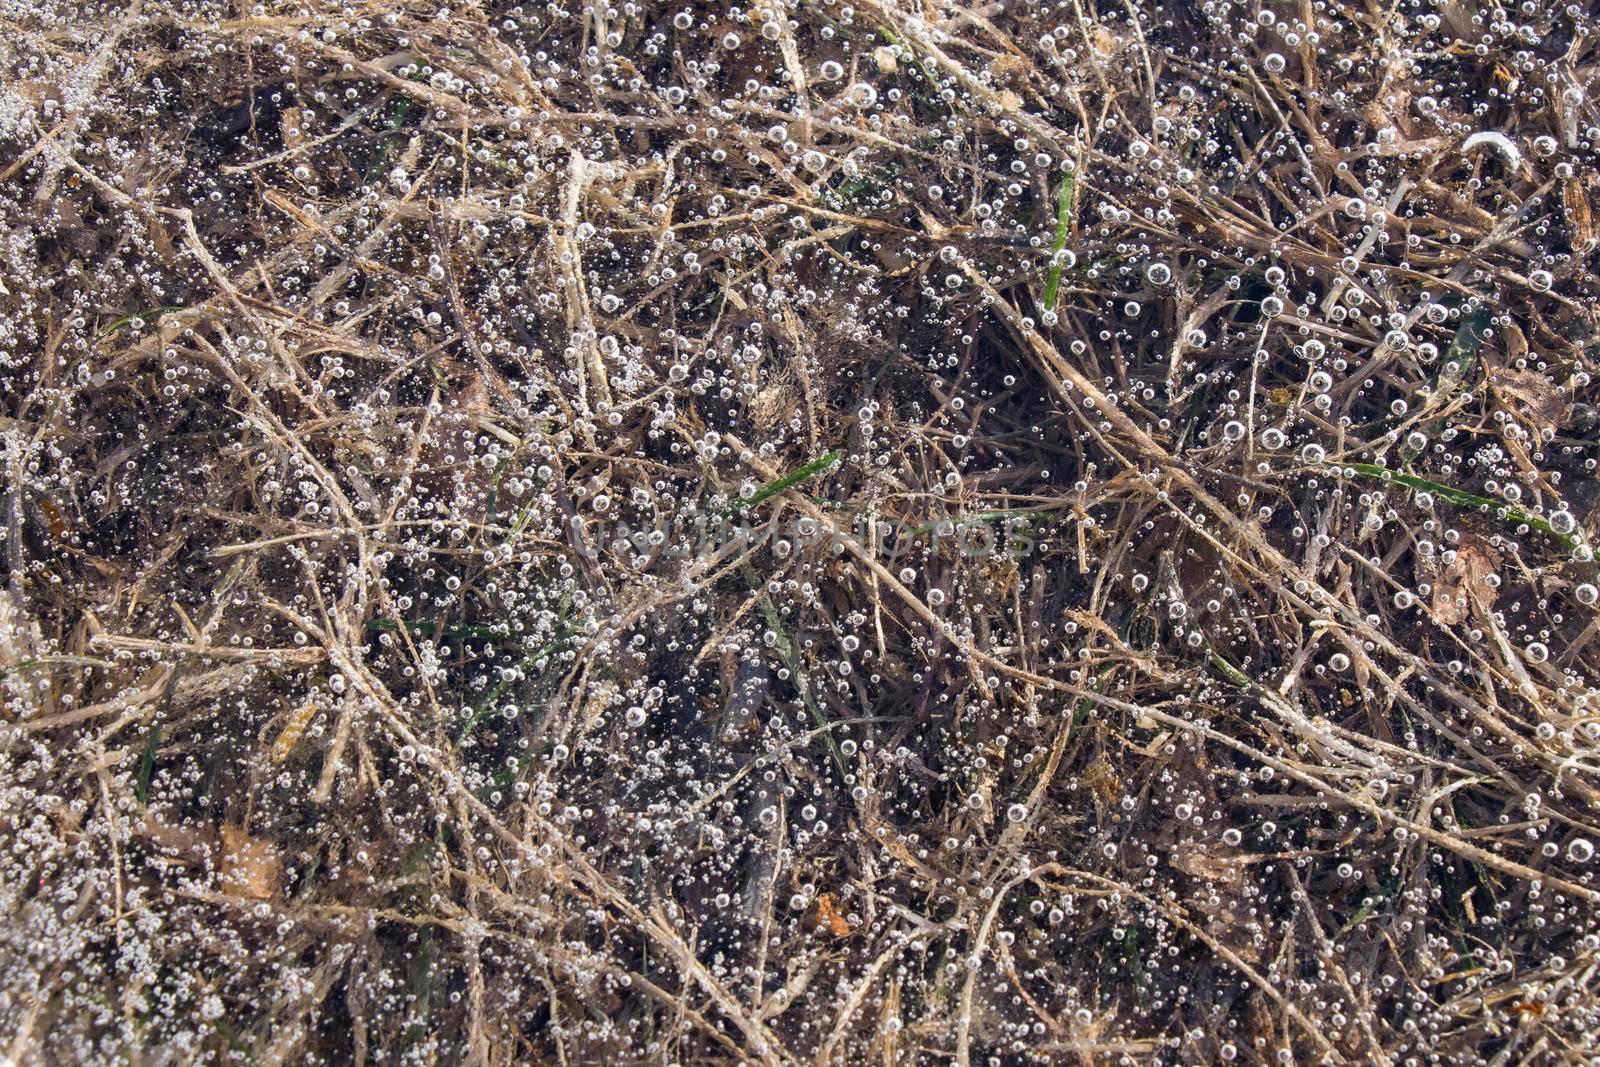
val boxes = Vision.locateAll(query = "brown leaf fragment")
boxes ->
[136,819,218,867]
[1489,362,1569,437]
[812,892,851,938]
[1431,534,1500,626]
[1565,177,1595,250]
[1083,754,1122,808]
[988,54,1030,85]
[751,377,795,431]
[270,700,320,764]
[281,107,309,154]
[416,375,495,522]
[1170,841,1264,964]
[219,823,282,900]
[1171,845,1246,887]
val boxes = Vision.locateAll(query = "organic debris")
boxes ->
[3,0,1600,1064]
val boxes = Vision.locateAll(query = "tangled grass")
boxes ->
[3,0,1600,1063]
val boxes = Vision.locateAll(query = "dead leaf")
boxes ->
[1248,990,1279,1049]
[417,375,495,521]
[977,556,1020,597]
[1431,534,1500,626]
[988,54,1029,85]
[1171,845,1246,887]
[281,107,309,154]
[1362,92,1410,138]
[34,493,69,540]
[1565,177,1595,250]
[219,823,282,900]
[812,892,851,938]
[1082,754,1122,808]
[145,215,178,265]
[1490,363,1569,437]
[136,819,218,866]
[270,700,320,764]
[1170,839,1264,964]
[0,595,41,672]
[752,376,794,430]
[1498,322,1529,364]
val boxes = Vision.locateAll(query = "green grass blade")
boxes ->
[1436,308,1492,397]
[134,722,160,806]
[456,625,576,745]
[1341,462,1582,551]
[0,654,112,681]
[731,449,844,513]
[1041,171,1076,312]
[1401,308,1491,462]
[97,305,186,340]
[1207,648,1253,688]
[743,563,848,781]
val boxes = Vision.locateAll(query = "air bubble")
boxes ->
[845,83,878,108]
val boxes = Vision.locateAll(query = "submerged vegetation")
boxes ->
[2,0,1600,1062]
